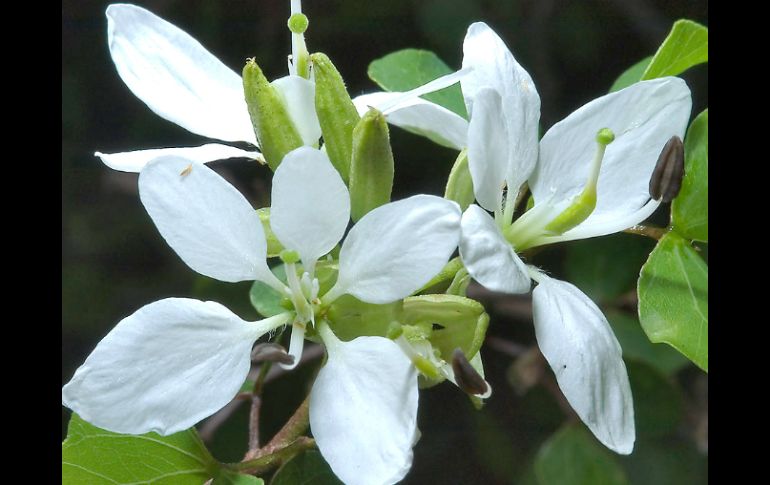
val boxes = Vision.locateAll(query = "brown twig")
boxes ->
[244,394,311,461]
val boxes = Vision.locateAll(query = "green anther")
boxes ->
[287,13,308,34]
[349,108,394,222]
[596,127,615,145]
[413,356,441,380]
[257,208,284,257]
[243,59,304,171]
[444,149,475,211]
[311,52,360,183]
[279,249,300,264]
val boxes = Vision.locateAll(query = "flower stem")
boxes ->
[229,436,316,475]
[244,394,311,461]
[247,362,273,451]
[623,224,668,240]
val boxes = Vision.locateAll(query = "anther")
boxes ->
[451,348,489,396]
[649,136,684,202]
[251,343,295,366]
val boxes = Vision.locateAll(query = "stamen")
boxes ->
[649,136,684,202]
[451,348,491,397]
[280,321,306,370]
[394,336,441,379]
[251,342,295,366]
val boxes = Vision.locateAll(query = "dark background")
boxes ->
[62,1,708,483]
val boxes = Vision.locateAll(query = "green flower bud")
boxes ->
[310,52,360,182]
[243,58,304,171]
[401,294,489,361]
[444,149,475,211]
[349,108,395,222]
[257,208,284,257]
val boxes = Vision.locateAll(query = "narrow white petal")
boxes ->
[106,4,256,144]
[467,88,508,212]
[532,276,635,454]
[310,337,418,485]
[95,144,261,173]
[335,195,461,304]
[270,147,350,266]
[272,75,322,147]
[531,78,691,235]
[62,298,289,435]
[353,92,468,150]
[139,156,278,285]
[459,205,530,294]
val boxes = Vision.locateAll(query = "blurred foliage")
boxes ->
[62,0,707,482]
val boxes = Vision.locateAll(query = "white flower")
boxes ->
[95,3,320,172]
[63,146,461,485]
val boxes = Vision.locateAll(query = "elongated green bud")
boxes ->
[348,108,394,222]
[444,149,474,211]
[311,52,360,182]
[243,58,303,171]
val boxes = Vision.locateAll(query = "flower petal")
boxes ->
[139,156,279,286]
[62,298,287,435]
[353,92,468,150]
[467,88,508,212]
[531,77,692,238]
[106,4,256,144]
[95,144,261,173]
[272,75,322,146]
[310,336,418,485]
[335,195,461,304]
[459,204,530,294]
[532,275,635,454]
[270,147,350,267]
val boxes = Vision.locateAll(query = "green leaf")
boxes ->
[62,413,218,484]
[609,57,652,92]
[619,438,708,485]
[606,311,688,375]
[214,470,265,484]
[641,20,708,80]
[534,424,629,485]
[638,232,708,371]
[270,450,342,485]
[625,360,683,437]
[368,49,467,118]
[671,109,708,242]
[564,233,654,304]
[250,265,287,318]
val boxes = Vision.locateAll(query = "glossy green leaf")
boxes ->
[250,265,288,318]
[62,413,217,484]
[609,57,652,92]
[534,424,629,485]
[606,311,688,375]
[271,450,342,485]
[625,360,683,437]
[638,232,708,371]
[368,49,467,118]
[564,233,654,304]
[641,20,708,80]
[214,470,265,484]
[672,109,708,242]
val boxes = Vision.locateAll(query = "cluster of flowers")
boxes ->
[63,3,691,484]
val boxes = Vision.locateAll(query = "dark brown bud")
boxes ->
[649,136,685,202]
[251,343,295,366]
[451,348,489,396]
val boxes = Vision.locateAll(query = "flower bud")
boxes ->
[310,52,360,182]
[649,136,685,202]
[444,149,475,211]
[243,58,304,171]
[349,108,395,222]
[451,348,489,396]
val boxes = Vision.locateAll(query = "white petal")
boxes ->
[353,92,468,150]
[459,205,530,294]
[106,4,256,144]
[531,77,692,236]
[95,144,261,173]
[461,22,540,190]
[335,195,461,304]
[62,298,287,435]
[310,337,418,485]
[467,88,508,212]
[532,276,635,454]
[139,156,279,286]
[270,147,350,266]
[272,75,322,146]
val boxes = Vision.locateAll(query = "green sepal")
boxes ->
[256,208,284,257]
[349,107,394,222]
[401,294,489,361]
[311,52,360,182]
[243,59,304,171]
[325,294,403,341]
[444,149,475,211]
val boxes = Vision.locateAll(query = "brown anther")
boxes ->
[649,136,685,202]
[251,343,295,366]
[451,348,489,396]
